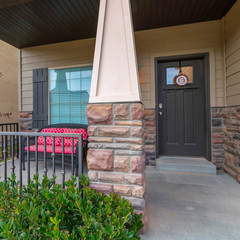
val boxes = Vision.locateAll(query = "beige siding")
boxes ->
[0,41,18,124]
[135,20,224,108]
[21,20,224,110]
[225,0,240,106]
[21,39,95,112]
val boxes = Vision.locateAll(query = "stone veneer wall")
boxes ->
[211,106,240,182]
[86,103,147,228]
[211,108,224,169]
[144,109,156,165]
[19,112,32,131]
[223,106,240,183]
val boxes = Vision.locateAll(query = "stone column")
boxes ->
[87,0,147,230]
[86,103,147,220]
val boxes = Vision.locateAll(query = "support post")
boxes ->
[87,0,147,231]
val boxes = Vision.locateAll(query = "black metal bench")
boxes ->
[22,123,88,175]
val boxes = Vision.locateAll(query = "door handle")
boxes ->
[159,112,162,116]
[159,103,162,109]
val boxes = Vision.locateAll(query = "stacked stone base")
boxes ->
[222,106,240,183]
[211,106,240,183]
[144,109,156,165]
[211,108,224,169]
[19,112,33,131]
[86,103,147,230]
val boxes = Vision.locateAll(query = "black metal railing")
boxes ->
[0,123,19,160]
[0,123,18,133]
[0,132,84,190]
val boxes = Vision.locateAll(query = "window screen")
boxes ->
[49,66,92,124]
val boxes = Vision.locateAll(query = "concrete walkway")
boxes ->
[143,166,240,240]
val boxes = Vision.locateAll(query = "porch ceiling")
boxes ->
[0,0,237,48]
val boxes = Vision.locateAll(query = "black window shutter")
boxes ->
[32,68,48,129]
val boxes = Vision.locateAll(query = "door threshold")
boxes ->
[158,156,207,161]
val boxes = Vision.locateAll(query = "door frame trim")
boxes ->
[155,53,211,161]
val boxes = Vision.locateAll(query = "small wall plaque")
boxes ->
[174,74,189,87]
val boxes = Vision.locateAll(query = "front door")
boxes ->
[157,58,206,157]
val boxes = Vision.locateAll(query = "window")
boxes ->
[166,66,193,85]
[49,66,92,125]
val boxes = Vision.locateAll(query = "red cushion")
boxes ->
[34,127,87,150]
[62,128,88,147]
[53,128,64,133]
[62,128,87,139]
[25,145,76,154]
[74,129,88,140]
[38,128,63,146]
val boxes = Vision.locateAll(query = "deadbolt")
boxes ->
[159,103,162,109]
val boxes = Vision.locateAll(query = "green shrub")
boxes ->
[0,174,143,239]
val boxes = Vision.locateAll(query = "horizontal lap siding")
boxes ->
[21,21,224,110]
[135,20,224,108]
[21,39,96,112]
[225,0,240,106]
[21,38,152,111]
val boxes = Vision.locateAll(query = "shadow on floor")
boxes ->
[142,166,240,240]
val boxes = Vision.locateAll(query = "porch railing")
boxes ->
[0,131,84,190]
[0,123,19,159]
[0,123,19,133]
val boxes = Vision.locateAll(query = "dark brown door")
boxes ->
[158,58,206,156]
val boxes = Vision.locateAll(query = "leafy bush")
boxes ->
[0,174,143,239]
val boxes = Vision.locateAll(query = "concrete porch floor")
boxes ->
[143,166,240,240]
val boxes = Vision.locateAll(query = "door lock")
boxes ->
[159,112,162,116]
[159,103,162,109]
